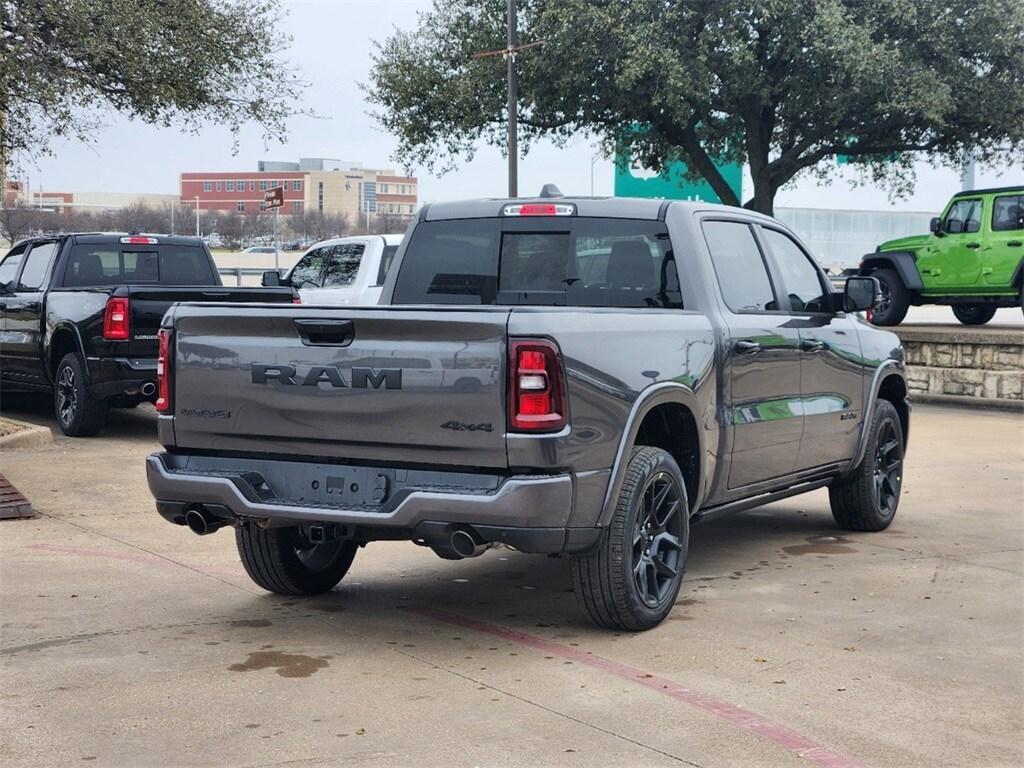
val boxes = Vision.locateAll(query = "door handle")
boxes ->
[294,318,355,346]
[1008,240,1023,247]
[801,339,826,353]
[734,340,761,355]
[965,242,980,249]
[20,302,41,313]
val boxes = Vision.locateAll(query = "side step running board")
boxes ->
[691,478,832,525]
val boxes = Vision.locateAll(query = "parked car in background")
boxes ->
[860,186,1024,325]
[147,194,907,630]
[0,234,297,436]
[262,234,402,305]
[241,245,279,256]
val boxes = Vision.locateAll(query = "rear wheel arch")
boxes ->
[876,373,909,449]
[600,384,707,526]
[47,326,83,383]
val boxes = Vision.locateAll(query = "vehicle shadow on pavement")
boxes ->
[228,507,867,634]
[0,391,158,442]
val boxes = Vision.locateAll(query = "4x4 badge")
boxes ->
[441,420,493,433]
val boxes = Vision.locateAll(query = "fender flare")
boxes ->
[44,322,88,384]
[844,360,908,475]
[860,252,924,292]
[597,381,706,527]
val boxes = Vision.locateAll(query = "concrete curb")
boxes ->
[909,393,1024,412]
[0,419,53,452]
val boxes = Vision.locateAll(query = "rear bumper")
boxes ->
[86,356,157,399]
[146,453,603,554]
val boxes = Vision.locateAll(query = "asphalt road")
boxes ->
[1,396,1021,768]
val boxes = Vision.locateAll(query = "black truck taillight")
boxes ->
[155,328,173,414]
[102,296,130,340]
[508,339,567,432]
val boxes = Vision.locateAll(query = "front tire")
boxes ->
[53,353,108,437]
[829,400,904,532]
[236,524,358,595]
[951,303,996,325]
[572,446,689,631]
[869,269,910,326]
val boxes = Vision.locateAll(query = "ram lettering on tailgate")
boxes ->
[251,363,402,390]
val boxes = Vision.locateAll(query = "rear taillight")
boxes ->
[508,339,567,432]
[103,297,130,340]
[155,328,172,413]
[292,296,302,304]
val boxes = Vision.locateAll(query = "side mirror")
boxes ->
[929,217,942,234]
[946,217,964,234]
[965,219,980,234]
[844,275,879,313]
[261,270,282,287]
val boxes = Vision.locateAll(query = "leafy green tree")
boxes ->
[1,0,304,172]
[368,0,1024,214]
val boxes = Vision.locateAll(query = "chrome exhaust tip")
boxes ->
[185,506,227,536]
[450,528,488,558]
[140,382,157,397]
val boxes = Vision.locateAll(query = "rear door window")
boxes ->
[376,244,400,286]
[392,218,681,308]
[992,195,1024,231]
[322,244,365,287]
[63,244,215,286]
[701,220,778,313]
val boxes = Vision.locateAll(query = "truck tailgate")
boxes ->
[125,286,296,358]
[169,305,511,468]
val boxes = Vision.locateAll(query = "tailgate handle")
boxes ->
[294,318,355,346]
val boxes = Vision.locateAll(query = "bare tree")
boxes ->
[0,199,46,245]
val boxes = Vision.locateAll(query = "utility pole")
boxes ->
[194,196,200,236]
[170,199,175,235]
[471,2,543,199]
[506,0,518,198]
[961,150,977,192]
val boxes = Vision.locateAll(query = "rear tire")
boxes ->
[572,446,689,631]
[53,353,108,437]
[829,400,904,532]
[951,303,996,325]
[869,269,909,326]
[236,524,358,595]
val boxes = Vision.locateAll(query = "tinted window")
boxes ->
[18,242,57,289]
[63,244,215,286]
[377,244,399,286]
[290,248,329,288]
[702,221,777,312]
[992,195,1024,232]
[0,245,27,286]
[393,218,680,308]
[760,228,830,313]
[322,244,365,287]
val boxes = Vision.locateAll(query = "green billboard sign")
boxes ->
[613,151,743,203]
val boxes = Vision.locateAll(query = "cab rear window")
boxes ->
[63,245,215,286]
[392,218,681,308]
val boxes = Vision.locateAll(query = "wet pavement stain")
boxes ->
[228,651,330,678]
[229,619,272,628]
[782,536,857,556]
[312,604,347,613]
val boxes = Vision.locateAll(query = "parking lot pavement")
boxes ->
[0,397,1021,768]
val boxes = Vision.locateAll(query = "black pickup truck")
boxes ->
[0,233,297,436]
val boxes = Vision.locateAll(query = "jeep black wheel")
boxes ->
[236,524,358,595]
[951,303,997,325]
[572,446,689,631]
[869,269,909,326]
[829,400,904,532]
[54,353,108,437]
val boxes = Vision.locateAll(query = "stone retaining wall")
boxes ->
[897,326,1023,408]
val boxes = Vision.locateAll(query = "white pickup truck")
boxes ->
[262,234,402,305]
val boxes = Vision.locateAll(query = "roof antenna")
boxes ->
[539,183,563,198]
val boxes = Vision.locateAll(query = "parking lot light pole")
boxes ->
[194,196,200,237]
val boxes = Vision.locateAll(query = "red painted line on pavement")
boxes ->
[27,543,239,578]
[408,606,865,768]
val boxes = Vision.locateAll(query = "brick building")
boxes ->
[179,159,417,223]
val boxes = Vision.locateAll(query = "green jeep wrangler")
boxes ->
[860,186,1024,325]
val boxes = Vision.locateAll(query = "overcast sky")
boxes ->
[22,0,1023,214]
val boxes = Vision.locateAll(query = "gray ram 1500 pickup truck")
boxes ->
[146,196,909,630]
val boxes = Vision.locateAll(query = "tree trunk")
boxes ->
[744,174,775,217]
